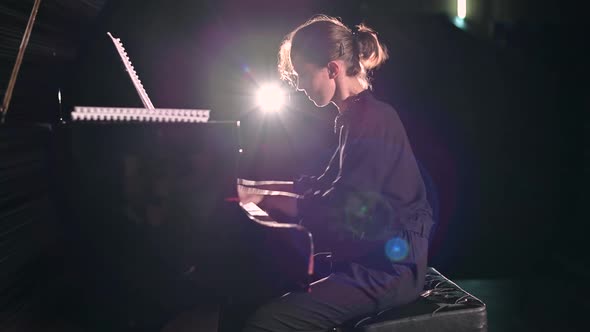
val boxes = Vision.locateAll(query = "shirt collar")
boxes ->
[334,89,371,133]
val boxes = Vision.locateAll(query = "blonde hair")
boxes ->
[278,15,389,89]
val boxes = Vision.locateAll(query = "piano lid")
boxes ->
[0,1,108,123]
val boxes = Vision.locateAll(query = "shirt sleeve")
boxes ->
[294,147,340,195]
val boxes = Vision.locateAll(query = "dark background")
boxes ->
[1,0,587,298]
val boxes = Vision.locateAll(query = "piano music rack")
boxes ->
[71,106,210,123]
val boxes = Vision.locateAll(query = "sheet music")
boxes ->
[107,32,155,110]
[71,106,210,123]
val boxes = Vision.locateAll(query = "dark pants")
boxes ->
[243,229,429,332]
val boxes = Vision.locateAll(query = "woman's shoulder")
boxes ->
[359,91,403,127]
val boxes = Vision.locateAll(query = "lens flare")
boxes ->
[385,237,409,262]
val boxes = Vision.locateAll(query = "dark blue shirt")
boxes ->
[295,90,433,264]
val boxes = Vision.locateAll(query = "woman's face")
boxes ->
[292,55,335,107]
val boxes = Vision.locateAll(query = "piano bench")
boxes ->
[335,267,488,332]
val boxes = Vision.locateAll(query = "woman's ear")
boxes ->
[327,61,340,79]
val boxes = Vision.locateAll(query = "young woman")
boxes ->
[243,15,434,331]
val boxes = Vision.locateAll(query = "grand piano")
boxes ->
[62,108,315,331]
[61,31,316,314]
[0,4,315,326]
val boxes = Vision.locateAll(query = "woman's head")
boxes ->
[278,15,388,107]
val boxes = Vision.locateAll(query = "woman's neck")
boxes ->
[332,79,366,113]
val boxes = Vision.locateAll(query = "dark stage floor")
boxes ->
[456,277,583,332]
[4,275,583,331]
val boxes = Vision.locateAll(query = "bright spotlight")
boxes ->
[256,83,286,112]
[457,0,466,19]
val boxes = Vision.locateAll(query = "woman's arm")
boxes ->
[258,195,299,219]
[297,109,400,240]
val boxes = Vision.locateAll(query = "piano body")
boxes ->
[63,33,315,306]
[62,108,314,330]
